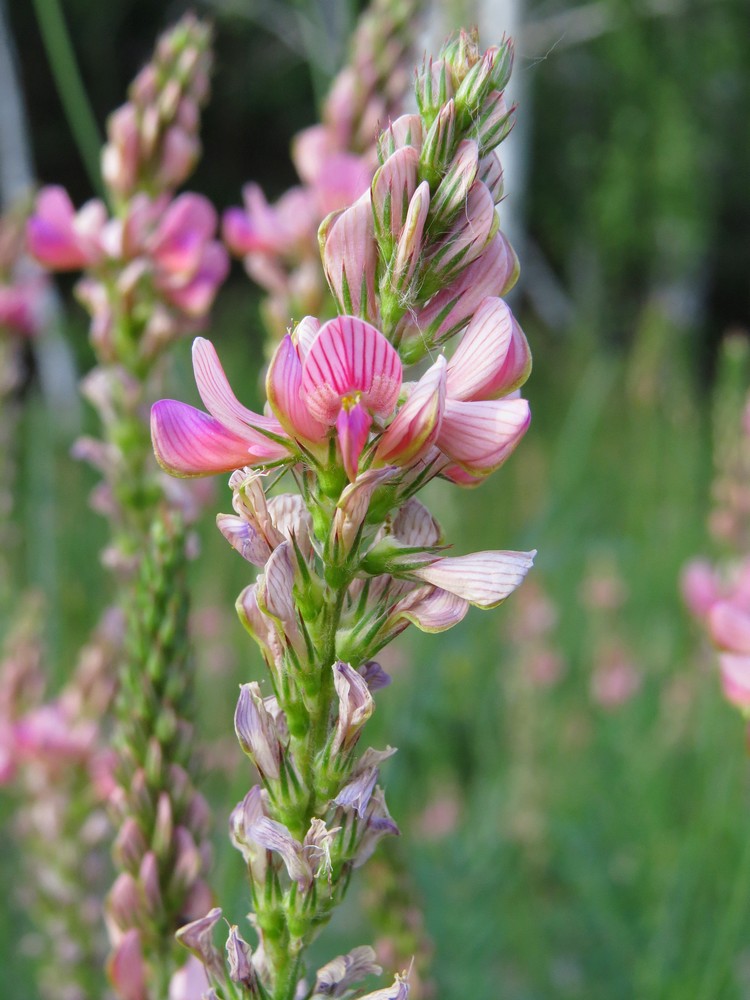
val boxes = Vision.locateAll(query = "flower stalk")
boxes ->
[155,28,534,1000]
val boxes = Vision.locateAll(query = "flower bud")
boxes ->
[415,57,453,128]
[234,682,282,780]
[429,139,479,227]
[226,925,257,990]
[419,100,456,186]
[332,662,374,756]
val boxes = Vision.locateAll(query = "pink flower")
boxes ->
[223,183,317,260]
[0,277,46,337]
[153,316,402,481]
[27,186,106,270]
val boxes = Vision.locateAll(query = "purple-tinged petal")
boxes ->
[333,467,398,556]
[358,661,392,691]
[236,584,284,675]
[235,682,282,780]
[216,513,273,567]
[410,550,536,608]
[150,193,217,273]
[335,747,396,818]
[358,975,410,1000]
[336,403,373,482]
[332,662,374,755]
[151,400,280,478]
[437,397,530,474]
[192,338,285,438]
[392,498,443,548]
[389,585,469,633]
[312,946,382,999]
[257,542,305,659]
[247,817,313,889]
[266,335,328,442]
[352,786,399,868]
[27,186,100,270]
[375,357,446,467]
[447,297,531,401]
[302,316,403,424]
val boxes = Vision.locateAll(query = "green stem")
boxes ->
[31,0,104,197]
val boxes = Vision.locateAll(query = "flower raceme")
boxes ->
[151,301,531,485]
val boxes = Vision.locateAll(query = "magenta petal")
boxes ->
[301,316,402,424]
[151,399,280,477]
[151,193,217,272]
[321,190,378,322]
[27,186,91,270]
[336,404,373,481]
[192,337,284,438]
[266,335,328,442]
[222,206,255,255]
[160,242,229,317]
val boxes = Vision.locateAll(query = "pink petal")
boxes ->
[160,241,229,316]
[334,467,398,555]
[266,335,328,441]
[222,205,255,256]
[322,190,378,322]
[337,403,373,481]
[108,929,147,1000]
[375,356,446,467]
[27,186,91,270]
[438,397,530,474]
[315,151,372,215]
[151,399,284,477]
[398,233,519,348]
[710,602,750,654]
[301,316,402,424]
[150,193,217,273]
[681,559,722,618]
[719,652,750,711]
[192,337,284,437]
[411,550,536,608]
[293,316,321,359]
[371,145,420,244]
[447,297,531,401]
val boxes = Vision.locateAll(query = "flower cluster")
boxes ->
[153,30,534,1000]
[27,15,226,366]
[28,186,226,365]
[223,0,421,340]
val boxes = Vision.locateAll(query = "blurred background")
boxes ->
[2,0,750,997]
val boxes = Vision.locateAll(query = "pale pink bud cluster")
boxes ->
[223,0,421,339]
[28,187,228,361]
[102,14,212,201]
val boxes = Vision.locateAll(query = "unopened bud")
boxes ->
[415,57,453,129]
[419,100,456,186]
[226,926,257,990]
[429,139,479,226]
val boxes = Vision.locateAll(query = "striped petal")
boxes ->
[438,397,530,474]
[192,337,284,437]
[301,316,402,424]
[447,297,531,401]
[266,335,328,441]
[389,585,469,633]
[151,400,281,477]
[410,550,536,608]
[321,190,378,322]
[375,357,446,467]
